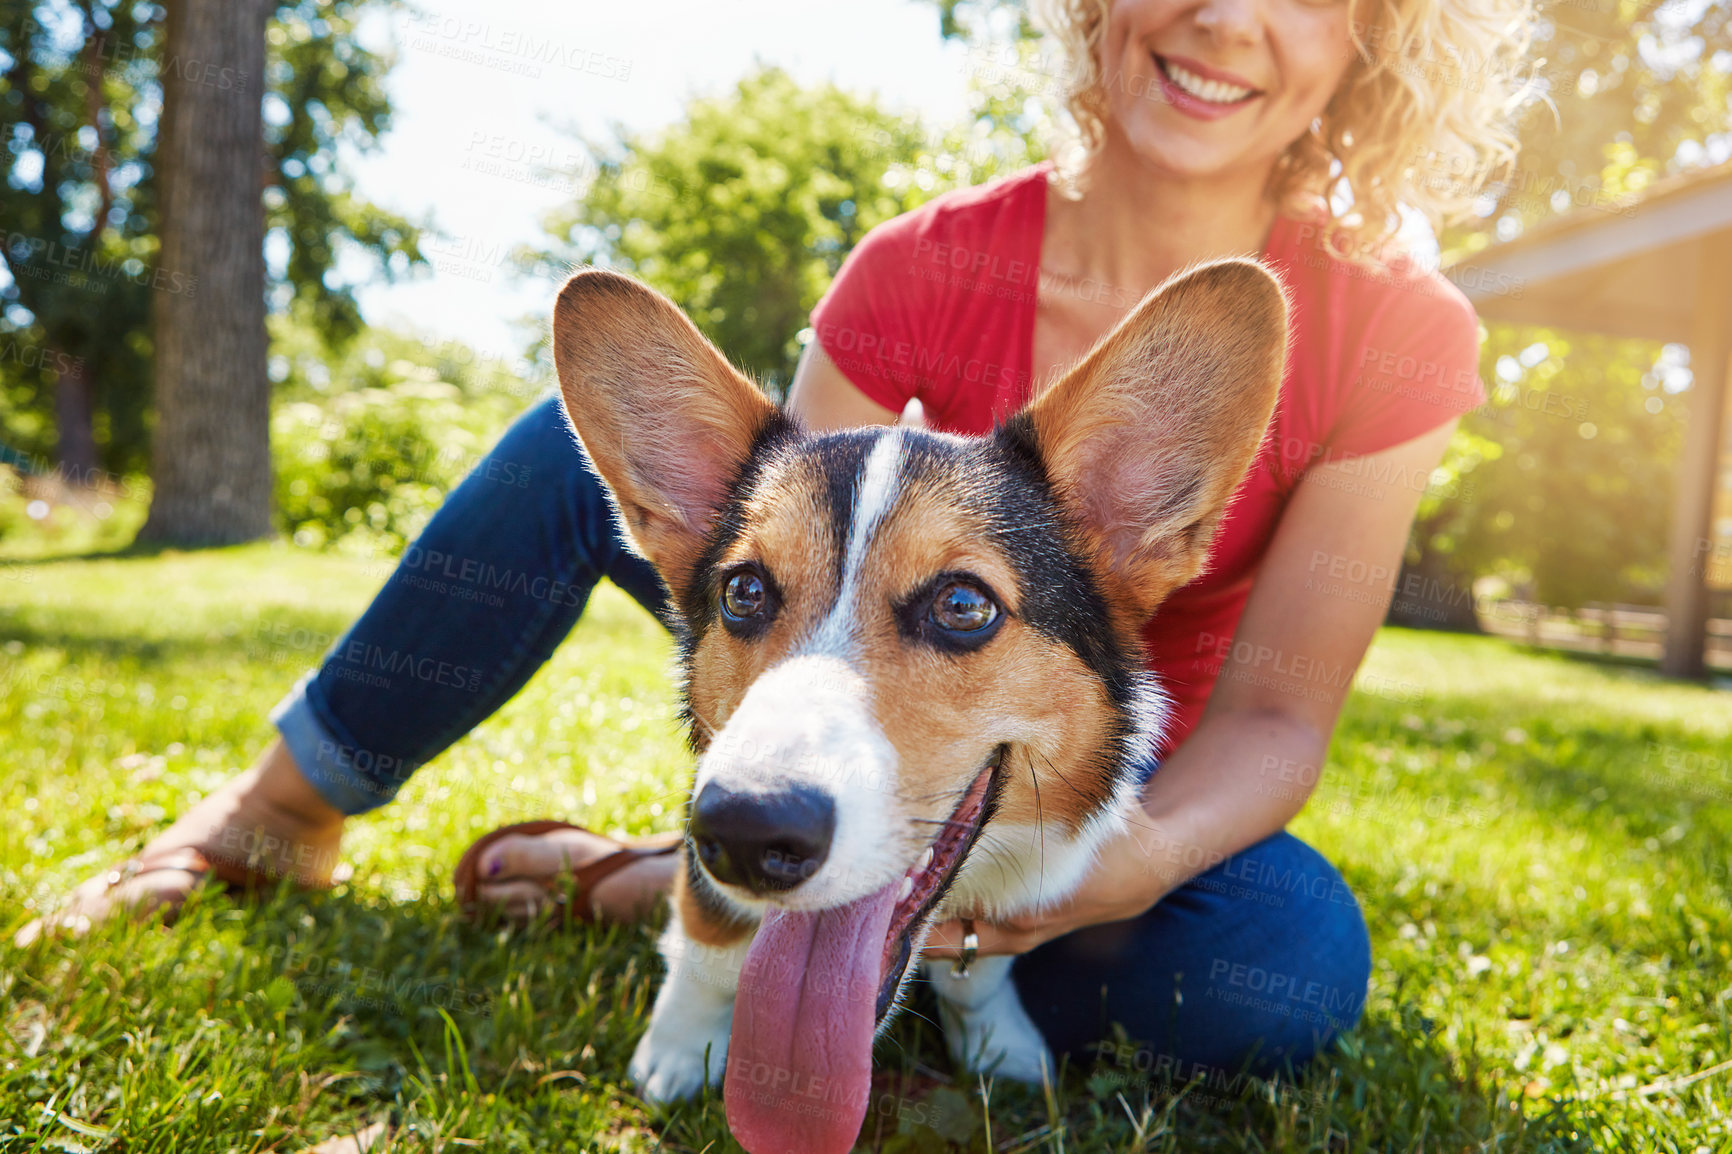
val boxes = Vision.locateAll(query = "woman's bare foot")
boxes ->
[470,827,680,923]
[15,740,346,946]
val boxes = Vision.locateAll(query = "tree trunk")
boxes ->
[139,0,273,546]
[54,356,99,484]
[1385,555,1484,633]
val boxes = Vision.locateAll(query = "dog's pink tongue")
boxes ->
[725,881,898,1154]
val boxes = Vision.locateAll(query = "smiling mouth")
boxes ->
[1154,54,1262,105]
[873,745,1005,1023]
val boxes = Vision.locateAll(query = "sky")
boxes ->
[346,0,974,363]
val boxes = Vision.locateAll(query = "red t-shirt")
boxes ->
[810,163,1485,751]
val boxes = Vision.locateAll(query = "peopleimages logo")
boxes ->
[0,339,84,378]
[406,12,632,81]
[815,321,1031,395]
[389,545,585,607]
[326,639,484,693]
[2,232,198,296]
[88,36,251,93]
[722,1056,868,1118]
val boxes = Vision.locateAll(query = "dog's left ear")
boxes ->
[552,269,779,595]
[1022,257,1288,623]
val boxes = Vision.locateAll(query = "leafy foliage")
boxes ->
[1413,328,1687,606]
[270,322,529,555]
[0,0,161,475]
[275,381,493,556]
[1445,0,1732,252]
[263,1,423,341]
[530,66,1000,398]
[0,0,422,476]
[1416,2,1731,607]
[0,461,147,557]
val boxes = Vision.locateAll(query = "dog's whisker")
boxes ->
[1031,748,1054,907]
[681,701,722,741]
[900,790,975,804]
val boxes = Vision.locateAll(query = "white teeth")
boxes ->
[1161,58,1253,104]
[898,875,914,902]
[919,848,934,873]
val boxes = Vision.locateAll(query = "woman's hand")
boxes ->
[923,823,1169,958]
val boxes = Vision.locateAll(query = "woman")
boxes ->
[25,0,1531,1077]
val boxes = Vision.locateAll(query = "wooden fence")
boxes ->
[1476,599,1732,672]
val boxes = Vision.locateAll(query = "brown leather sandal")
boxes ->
[452,820,683,926]
[99,842,351,898]
[15,842,349,946]
[110,845,268,892]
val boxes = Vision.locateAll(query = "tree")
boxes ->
[1442,0,1732,252]
[529,66,1002,398]
[0,0,421,511]
[1417,0,1732,611]
[1404,329,1686,610]
[136,0,274,544]
[0,0,160,480]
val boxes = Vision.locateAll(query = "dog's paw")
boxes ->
[628,959,736,1103]
[630,916,751,1103]
[941,996,1052,1083]
[930,956,1053,1084]
[628,1014,731,1103]
[965,1017,1052,1083]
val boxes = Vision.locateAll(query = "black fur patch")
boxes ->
[973,415,1148,811]
[675,419,885,751]
[986,414,1145,718]
[807,429,876,583]
[675,408,800,750]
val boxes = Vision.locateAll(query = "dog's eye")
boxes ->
[895,572,1004,653]
[931,582,997,633]
[720,571,767,621]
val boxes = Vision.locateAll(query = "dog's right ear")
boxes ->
[552,269,780,595]
[1020,258,1287,628]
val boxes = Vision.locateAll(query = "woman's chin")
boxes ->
[1104,125,1259,187]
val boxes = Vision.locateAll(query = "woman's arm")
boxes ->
[784,340,900,431]
[927,417,1461,956]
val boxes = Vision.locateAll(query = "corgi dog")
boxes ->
[550,259,1286,1154]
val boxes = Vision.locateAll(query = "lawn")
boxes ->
[3,543,1731,1152]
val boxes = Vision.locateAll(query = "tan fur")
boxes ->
[684,451,844,746]
[551,270,778,596]
[1027,258,1288,626]
[674,871,755,948]
[846,476,1123,841]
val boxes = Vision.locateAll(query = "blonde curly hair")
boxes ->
[1030,0,1537,262]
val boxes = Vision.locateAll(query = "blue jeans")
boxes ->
[272,395,1371,1076]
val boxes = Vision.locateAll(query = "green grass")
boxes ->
[3,543,1731,1152]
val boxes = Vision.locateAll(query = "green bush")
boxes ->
[0,466,150,560]
[273,367,522,556]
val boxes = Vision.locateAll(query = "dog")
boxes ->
[550,258,1286,1154]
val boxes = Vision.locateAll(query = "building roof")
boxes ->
[1443,161,1732,343]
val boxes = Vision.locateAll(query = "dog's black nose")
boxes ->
[690,782,835,894]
